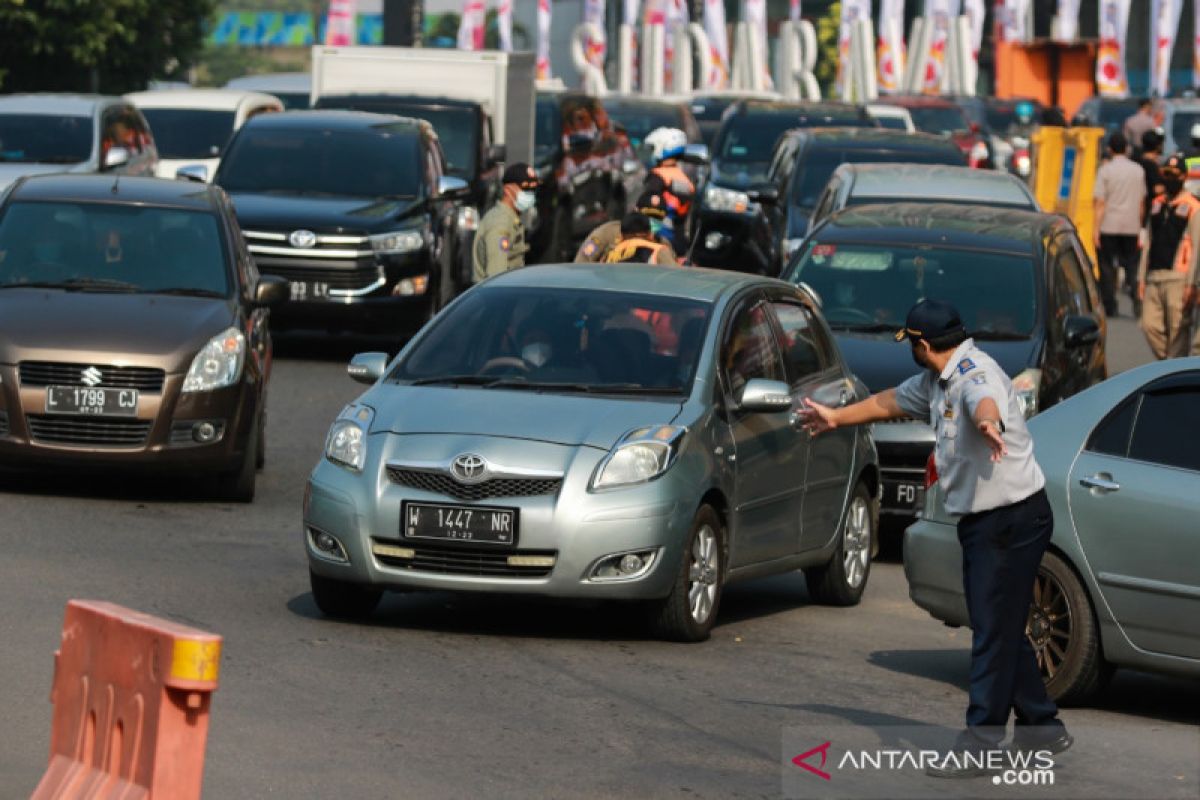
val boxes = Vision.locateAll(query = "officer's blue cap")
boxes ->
[894,299,966,343]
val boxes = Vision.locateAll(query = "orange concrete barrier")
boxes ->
[31,600,222,800]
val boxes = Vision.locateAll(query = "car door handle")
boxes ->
[1079,474,1120,493]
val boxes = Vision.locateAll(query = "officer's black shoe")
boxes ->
[1009,728,1074,757]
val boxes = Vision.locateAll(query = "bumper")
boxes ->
[271,293,433,336]
[690,212,772,274]
[872,421,935,518]
[903,516,969,627]
[304,436,698,600]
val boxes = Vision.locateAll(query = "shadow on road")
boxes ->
[868,648,970,691]
[0,468,232,504]
[272,331,408,364]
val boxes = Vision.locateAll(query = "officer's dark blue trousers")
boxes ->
[956,489,1062,744]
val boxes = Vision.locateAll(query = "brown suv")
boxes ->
[0,174,286,500]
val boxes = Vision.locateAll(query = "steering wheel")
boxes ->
[825,307,875,324]
[478,357,532,375]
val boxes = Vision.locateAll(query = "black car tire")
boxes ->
[255,405,266,471]
[216,420,258,503]
[648,504,725,642]
[1031,551,1113,705]
[310,570,382,620]
[805,482,875,606]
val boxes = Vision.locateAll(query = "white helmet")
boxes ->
[1190,122,1200,142]
[644,127,688,163]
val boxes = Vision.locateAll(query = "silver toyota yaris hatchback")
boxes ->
[304,264,880,640]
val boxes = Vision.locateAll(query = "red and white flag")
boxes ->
[921,0,960,93]
[664,0,689,87]
[1097,0,1130,97]
[789,0,801,22]
[744,0,774,89]
[536,0,552,79]
[583,0,607,68]
[704,0,730,88]
[1054,0,1080,42]
[963,0,985,57]
[1151,0,1182,97]
[456,0,486,51]
[325,0,356,46]
[877,0,906,95]
[497,0,513,52]
[999,0,1030,43]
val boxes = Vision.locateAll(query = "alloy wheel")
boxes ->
[841,496,871,589]
[1028,568,1073,681]
[687,524,720,624]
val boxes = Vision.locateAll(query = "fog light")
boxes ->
[193,421,217,443]
[309,528,349,563]
[704,232,727,251]
[588,549,658,582]
[619,554,644,574]
[392,274,429,296]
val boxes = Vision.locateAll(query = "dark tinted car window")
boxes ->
[139,109,236,159]
[602,99,683,148]
[0,114,93,164]
[715,109,871,164]
[0,200,229,295]
[770,300,828,380]
[722,299,786,398]
[790,147,964,207]
[1170,111,1200,152]
[1128,388,1200,471]
[1086,394,1137,457]
[316,98,478,176]
[874,116,908,130]
[907,106,971,136]
[218,124,423,198]
[535,95,561,158]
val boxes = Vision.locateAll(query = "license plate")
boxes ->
[288,281,330,301]
[887,481,922,508]
[402,502,517,546]
[45,385,138,417]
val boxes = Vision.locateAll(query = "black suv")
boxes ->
[785,204,1106,525]
[214,111,469,336]
[691,101,875,273]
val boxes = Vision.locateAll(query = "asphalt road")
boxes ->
[1,299,1195,799]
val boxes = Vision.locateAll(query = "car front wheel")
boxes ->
[1029,551,1112,705]
[805,482,875,606]
[649,504,725,642]
[310,570,382,620]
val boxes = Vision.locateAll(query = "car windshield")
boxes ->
[907,106,971,136]
[217,125,423,198]
[715,110,868,165]
[1092,99,1139,126]
[786,242,1036,337]
[391,286,712,394]
[0,114,93,164]
[0,201,229,295]
[790,148,963,208]
[139,109,236,159]
[1170,110,1200,150]
[873,115,908,130]
[318,98,477,176]
[603,100,683,149]
[690,97,735,122]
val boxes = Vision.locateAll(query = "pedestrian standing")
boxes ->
[473,163,539,282]
[1093,133,1145,317]
[1137,154,1200,359]
[797,300,1072,778]
[1122,98,1157,152]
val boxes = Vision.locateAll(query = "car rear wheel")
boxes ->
[310,570,382,620]
[1029,551,1112,705]
[805,482,875,606]
[649,504,724,642]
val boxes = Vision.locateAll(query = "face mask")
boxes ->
[514,190,537,212]
[33,242,62,263]
[1164,176,1185,196]
[521,341,551,367]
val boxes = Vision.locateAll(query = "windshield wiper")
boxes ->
[829,322,898,333]
[141,287,227,298]
[0,278,140,292]
[407,375,502,386]
[486,380,683,395]
[971,330,1029,341]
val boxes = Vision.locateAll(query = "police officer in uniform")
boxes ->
[575,190,678,265]
[473,162,539,282]
[604,212,674,264]
[798,300,1072,777]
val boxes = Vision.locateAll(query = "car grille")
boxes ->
[373,540,557,578]
[27,415,152,447]
[262,264,384,290]
[386,468,563,502]
[19,362,165,393]
[0,410,8,437]
[877,440,934,471]
[243,229,372,260]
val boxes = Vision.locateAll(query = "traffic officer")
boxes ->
[473,162,538,282]
[604,212,674,264]
[797,300,1072,777]
[575,190,678,265]
[1137,153,1200,359]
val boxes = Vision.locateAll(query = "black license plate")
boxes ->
[887,481,922,509]
[45,385,138,417]
[402,502,517,546]
[288,281,330,301]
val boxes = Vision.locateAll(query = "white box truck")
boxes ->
[310,45,535,165]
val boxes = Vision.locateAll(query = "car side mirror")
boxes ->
[175,164,209,183]
[681,143,710,165]
[437,175,470,199]
[737,378,793,413]
[253,275,288,308]
[103,146,131,170]
[748,185,779,204]
[487,143,507,166]
[567,132,594,154]
[348,352,388,384]
[1063,314,1100,347]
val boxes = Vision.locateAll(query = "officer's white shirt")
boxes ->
[893,338,1044,516]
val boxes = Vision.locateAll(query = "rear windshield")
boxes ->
[0,201,229,295]
[714,109,870,164]
[690,97,734,122]
[139,109,236,159]
[873,115,908,130]
[317,98,477,176]
[907,106,971,136]
[217,124,423,198]
[0,114,93,164]
[391,286,712,395]
[786,242,1036,338]
[791,147,965,208]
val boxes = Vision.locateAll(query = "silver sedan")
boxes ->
[304,264,881,641]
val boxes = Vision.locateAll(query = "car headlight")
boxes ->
[369,229,425,255]
[182,327,245,393]
[591,425,686,490]
[1012,368,1042,418]
[704,184,754,214]
[325,405,374,472]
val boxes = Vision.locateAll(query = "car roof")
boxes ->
[817,202,1059,254]
[224,72,310,92]
[240,109,425,132]
[842,164,1035,205]
[790,127,958,149]
[9,174,219,211]
[484,263,787,302]
[885,96,960,109]
[734,99,863,115]
[314,93,483,110]
[0,93,118,115]
[126,88,281,111]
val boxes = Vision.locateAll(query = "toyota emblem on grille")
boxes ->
[451,454,489,484]
[288,229,317,249]
[80,366,103,387]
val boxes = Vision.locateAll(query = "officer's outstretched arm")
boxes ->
[798,389,904,435]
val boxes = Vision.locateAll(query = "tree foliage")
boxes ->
[0,0,217,93]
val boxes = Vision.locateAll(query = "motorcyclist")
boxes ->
[642,127,695,249]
